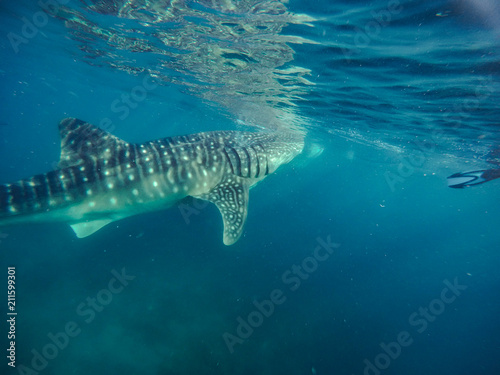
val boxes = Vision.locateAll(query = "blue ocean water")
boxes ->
[1,1,499,374]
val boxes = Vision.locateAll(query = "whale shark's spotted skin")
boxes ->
[0,118,304,244]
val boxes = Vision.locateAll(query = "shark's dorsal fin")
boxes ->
[198,175,250,245]
[70,219,113,238]
[58,118,129,168]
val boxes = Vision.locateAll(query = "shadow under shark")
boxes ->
[0,118,304,245]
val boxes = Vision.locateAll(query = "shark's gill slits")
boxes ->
[242,147,253,178]
[249,146,261,178]
[226,146,242,177]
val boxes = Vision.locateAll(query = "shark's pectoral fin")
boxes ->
[199,176,250,246]
[70,219,113,238]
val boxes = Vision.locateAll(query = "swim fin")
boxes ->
[447,169,500,188]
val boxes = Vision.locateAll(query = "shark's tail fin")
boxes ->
[447,169,500,188]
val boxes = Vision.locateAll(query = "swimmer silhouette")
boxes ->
[448,169,500,188]
[448,146,500,188]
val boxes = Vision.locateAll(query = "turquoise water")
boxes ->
[1,1,499,374]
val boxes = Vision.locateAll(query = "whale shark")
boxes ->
[0,118,304,245]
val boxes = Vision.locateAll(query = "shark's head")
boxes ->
[237,131,304,176]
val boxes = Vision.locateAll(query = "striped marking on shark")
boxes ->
[0,118,304,245]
